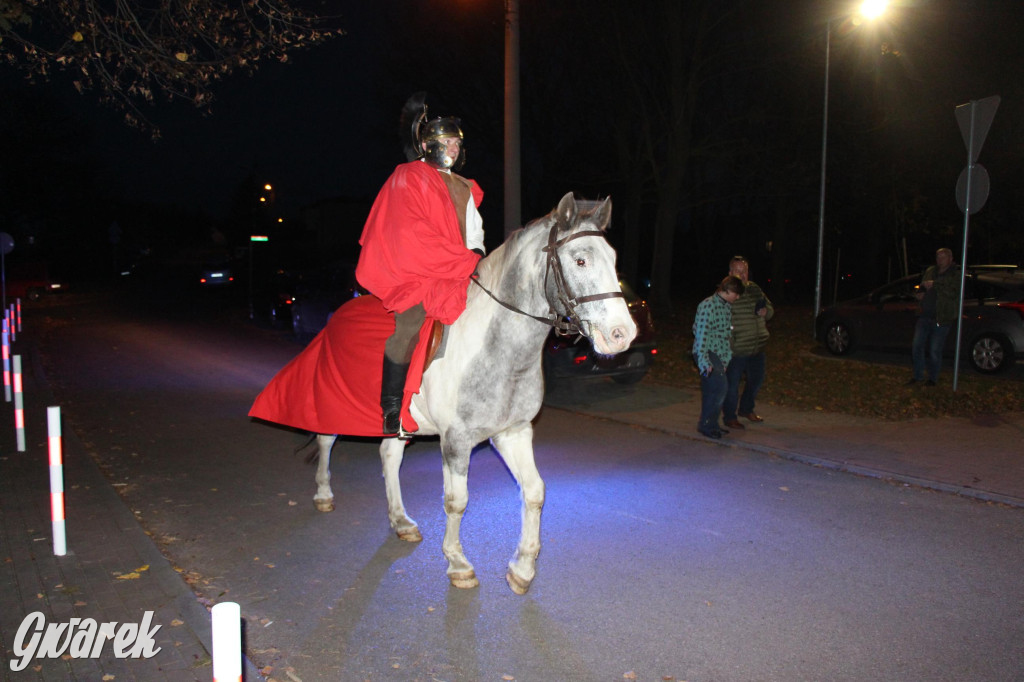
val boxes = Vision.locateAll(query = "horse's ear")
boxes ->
[593,196,612,232]
[555,192,578,231]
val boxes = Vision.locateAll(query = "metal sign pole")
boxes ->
[952,95,1000,391]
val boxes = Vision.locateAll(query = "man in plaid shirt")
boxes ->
[692,275,745,438]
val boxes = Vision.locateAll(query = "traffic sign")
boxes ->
[955,95,999,163]
[955,164,990,215]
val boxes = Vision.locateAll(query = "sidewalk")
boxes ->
[0,344,240,681]
[545,380,1024,508]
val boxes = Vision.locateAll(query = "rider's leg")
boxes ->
[381,303,426,434]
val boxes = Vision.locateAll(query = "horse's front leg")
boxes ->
[313,434,337,512]
[441,441,478,589]
[492,423,545,595]
[380,437,421,542]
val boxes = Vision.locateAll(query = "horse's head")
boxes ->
[544,193,637,355]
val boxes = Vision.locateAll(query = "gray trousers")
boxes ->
[384,303,426,364]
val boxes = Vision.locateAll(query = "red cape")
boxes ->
[356,160,483,324]
[248,295,434,436]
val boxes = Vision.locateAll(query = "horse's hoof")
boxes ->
[314,498,335,513]
[448,570,479,589]
[396,526,422,543]
[506,568,532,595]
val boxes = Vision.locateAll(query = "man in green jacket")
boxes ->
[908,248,961,386]
[722,256,774,428]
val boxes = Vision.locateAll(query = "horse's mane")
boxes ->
[476,197,609,284]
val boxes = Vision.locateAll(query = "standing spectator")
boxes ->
[907,248,960,386]
[722,256,774,429]
[693,275,745,439]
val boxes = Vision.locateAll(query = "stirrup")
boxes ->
[383,410,414,441]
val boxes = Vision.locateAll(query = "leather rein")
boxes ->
[471,220,625,336]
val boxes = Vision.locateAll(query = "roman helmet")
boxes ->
[399,92,466,170]
[419,116,465,170]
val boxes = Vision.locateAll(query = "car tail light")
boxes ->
[997,302,1024,319]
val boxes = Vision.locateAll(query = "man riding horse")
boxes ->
[355,93,486,437]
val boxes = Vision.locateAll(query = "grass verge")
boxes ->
[647,302,1024,421]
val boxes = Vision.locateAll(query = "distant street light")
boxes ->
[814,0,888,333]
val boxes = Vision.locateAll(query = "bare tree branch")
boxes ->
[0,0,343,137]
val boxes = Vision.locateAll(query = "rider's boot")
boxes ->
[380,358,410,436]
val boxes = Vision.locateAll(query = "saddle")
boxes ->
[423,320,445,371]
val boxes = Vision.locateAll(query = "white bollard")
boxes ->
[13,355,24,452]
[48,406,66,556]
[2,321,9,402]
[211,602,242,682]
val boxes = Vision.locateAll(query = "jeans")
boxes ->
[723,352,766,421]
[911,317,951,382]
[695,352,728,432]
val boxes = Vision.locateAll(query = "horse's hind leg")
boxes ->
[441,444,478,589]
[492,423,545,595]
[380,438,421,542]
[313,434,337,512]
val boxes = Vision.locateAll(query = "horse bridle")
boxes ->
[471,220,625,336]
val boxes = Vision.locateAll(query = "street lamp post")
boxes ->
[813,1,888,335]
[504,0,521,239]
[813,19,833,331]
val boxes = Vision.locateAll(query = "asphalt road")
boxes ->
[31,288,1024,681]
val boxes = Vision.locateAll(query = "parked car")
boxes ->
[251,268,300,329]
[4,261,64,301]
[198,262,234,287]
[815,265,1024,373]
[543,278,657,385]
[289,261,363,340]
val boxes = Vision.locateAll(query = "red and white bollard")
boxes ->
[48,406,67,556]
[13,354,24,451]
[2,320,9,403]
[16,297,21,333]
[211,602,242,682]
[7,304,14,343]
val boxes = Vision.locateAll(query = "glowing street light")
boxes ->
[814,0,888,332]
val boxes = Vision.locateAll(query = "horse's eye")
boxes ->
[576,258,586,267]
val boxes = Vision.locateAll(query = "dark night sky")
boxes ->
[74,1,1020,217]
[5,0,1024,289]
[85,1,407,219]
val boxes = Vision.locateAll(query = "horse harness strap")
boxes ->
[471,222,625,335]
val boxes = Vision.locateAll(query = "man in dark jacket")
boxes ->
[722,256,774,428]
[908,248,960,386]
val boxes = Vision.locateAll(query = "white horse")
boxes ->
[314,192,636,594]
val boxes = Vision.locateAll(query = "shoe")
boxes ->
[740,412,764,423]
[724,419,745,429]
[718,426,730,435]
[382,406,401,434]
[904,378,920,386]
[925,380,936,387]
[698,428,722,439]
